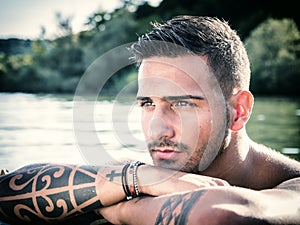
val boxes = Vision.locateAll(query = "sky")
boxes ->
[0,0,161,39]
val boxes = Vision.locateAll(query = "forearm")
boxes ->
[101,185,300,225]
[137,165,229,196]
[121,191,209,225]
[100,189,225,225]
[0,162,228,224]
[0,163,125,224]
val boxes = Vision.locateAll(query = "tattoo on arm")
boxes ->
[0,164,103,224]
[105,170,122,181]
[154,190,206,225]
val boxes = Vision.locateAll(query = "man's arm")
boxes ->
[99,177,300,225]
[0,163,126,224]
[0,163,228,224]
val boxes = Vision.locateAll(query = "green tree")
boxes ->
[78,8,139,93]
[245,18,300,95]
[0,53,34,91]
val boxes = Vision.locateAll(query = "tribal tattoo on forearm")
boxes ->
[0,164,103,224]
[155,190,206,225]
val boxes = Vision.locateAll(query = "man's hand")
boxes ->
[97,201,126,225]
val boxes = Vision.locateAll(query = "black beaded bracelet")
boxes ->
[132,161,145,197]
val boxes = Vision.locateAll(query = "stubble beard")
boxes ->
[148,104,231,174]
[148,132,230,174]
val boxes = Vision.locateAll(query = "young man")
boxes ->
[1,16,300,225]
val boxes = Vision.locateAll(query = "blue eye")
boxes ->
[172,101,196,107]
[139,101,154,107]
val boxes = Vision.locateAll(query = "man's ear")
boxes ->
[230,90,254,131]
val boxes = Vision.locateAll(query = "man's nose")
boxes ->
[148,108,175,140]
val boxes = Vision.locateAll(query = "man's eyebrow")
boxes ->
[136,95,205,101]
[136,96,151,101]
[164,95,205,101]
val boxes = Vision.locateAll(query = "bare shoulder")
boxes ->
[249,143,300,188]
[253,141,300,166]
[275,177,300,191]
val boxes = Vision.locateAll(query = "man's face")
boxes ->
[137,55,226,173]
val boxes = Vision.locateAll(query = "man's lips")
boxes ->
[151,148,181,160]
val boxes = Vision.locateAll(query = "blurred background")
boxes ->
[0,0,299,170]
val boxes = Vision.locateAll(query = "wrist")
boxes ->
[137,165,180,196]
[96,166,125,206]
[136,164,149,194]
[121,161,145,200]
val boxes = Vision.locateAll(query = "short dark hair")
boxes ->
[130,16,250,99]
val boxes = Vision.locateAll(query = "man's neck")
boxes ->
[201,130,253,187]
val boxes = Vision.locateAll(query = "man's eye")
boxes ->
[172,101,196,107]
[140,101,154,107]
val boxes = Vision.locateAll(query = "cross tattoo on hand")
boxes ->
[106,170,122,181]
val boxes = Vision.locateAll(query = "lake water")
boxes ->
[0,92,151,171]
[0,93,299,171]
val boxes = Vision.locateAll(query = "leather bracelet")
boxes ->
[121,163,132,200]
